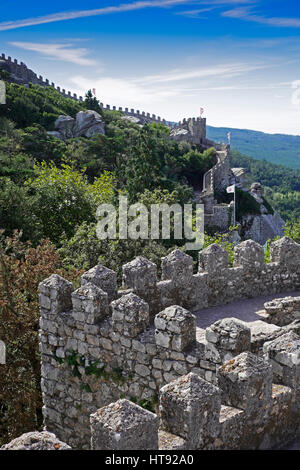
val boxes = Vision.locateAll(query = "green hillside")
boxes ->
[207,125,300,170]
[230,150,300,221]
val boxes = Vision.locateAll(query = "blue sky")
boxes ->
[2,0,300,134]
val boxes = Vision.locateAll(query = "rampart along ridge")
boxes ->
[38,236,300,449]
[1,53,214,130]
[1,52,283,241]
[0,53,171,125]
[0,53,232,202]
[1,53,238,230]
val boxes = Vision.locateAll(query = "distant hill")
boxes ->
[230,149,300,222]
[207,126,300,170]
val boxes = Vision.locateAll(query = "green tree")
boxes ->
[285,217,300,244]
[0,178,37,240]
[25,162,116,245]
[84,90,103,115]
[181,147,216,185]
[59,222,171,280]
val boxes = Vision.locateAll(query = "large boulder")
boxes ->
[47,131,63,139]
[242,212,285,245]
[121,115,142,124]
[54,115,75,139]
[73,110,105,138]
[49,110,105,140]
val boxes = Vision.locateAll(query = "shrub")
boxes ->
[0,231,81,445]
[235,188,261,221]
[25,162,116,245]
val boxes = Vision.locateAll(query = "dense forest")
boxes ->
[207,125,300,170]
[0,79,300,446]
[230,150,300,221]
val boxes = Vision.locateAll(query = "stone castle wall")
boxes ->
[0,53,214,131]
[201,144,231,197]
[0,53,170,126]
[91,334,300,450]
[0,53,84,101]
[204,204,230,230]
[38,236,300,448]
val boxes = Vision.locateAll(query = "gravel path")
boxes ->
[195,290,300,450]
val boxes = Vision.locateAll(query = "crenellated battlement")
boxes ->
[0,53,84,101]
[38,236,300,448]
[0,53,173,125]
[90,337,300,450]
[0,53,211,129]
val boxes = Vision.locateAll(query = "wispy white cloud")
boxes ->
[175,0,257,18]
[0,0,194,31]
[222,7,300,28]
[134,62,267,84]
[0,0,261,31]
[70,60,270,105]
[9,42,97,66]
[176,7,214,18]
[207,0,256,3]
[179,82,291,91]
[70,75,178,106]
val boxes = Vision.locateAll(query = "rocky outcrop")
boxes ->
[0,431,71,450]
[121,115,143,125]
[48,110,105,140]
[240,182,285,245]
[242,212,285,245]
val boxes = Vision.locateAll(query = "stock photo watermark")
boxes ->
[0,80,6,104]
[96,196,204,251]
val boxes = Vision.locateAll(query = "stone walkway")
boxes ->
[196,289,300,450]
[195,290,300,329]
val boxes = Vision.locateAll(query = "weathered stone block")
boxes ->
[217,351,273,417]
[158,430,186,450]
[198,244,228,275]
[81,264,117,303]
[161,250,193,286]
[205,318,251,363]
[122,256,157,291]
[263,331,300,389]
[72,282,108,324]
[234,240,264,270]
[0,431,71,450]
[90,399,158,450]
[247,320,283,354]
[111,293,149,337]
[38,274,74,315]
[154,305,196,352]
[218,405,245,450]
[159,373,221,449]
[270,236,300,268]
[263,296,300,326]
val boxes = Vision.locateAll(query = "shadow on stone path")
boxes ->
[195,290,300,329]
[195,289,300,450]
